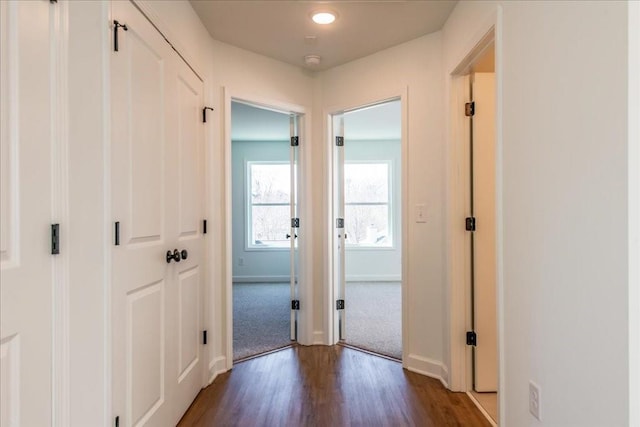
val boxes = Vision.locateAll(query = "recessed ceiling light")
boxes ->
[312,11,336,25]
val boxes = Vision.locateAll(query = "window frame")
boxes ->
[344,160,395,250]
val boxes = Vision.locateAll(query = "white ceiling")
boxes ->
[190,0,457,71]
[232,99,401,141]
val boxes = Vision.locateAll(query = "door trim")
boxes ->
[221,87,312,370]
[323,88,408,367]
[446,5,504,424]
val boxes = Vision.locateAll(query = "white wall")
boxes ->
[317,33,446,378]
[231,140,290,281]
[444,1,631,425]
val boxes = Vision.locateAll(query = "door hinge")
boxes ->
[115,415,120,427]
[203,219,207,234]
[291,218,299,228]
[466,331,477,346]
[336,299,345,310]
[336,218,344,229]
[114,221,120,246]
[335,136,344,146]
[291,300,300,310]
[291,136,299,147]
[51,224,60,255]
[113,20,128,52]
[465,101,475,117]
[202,330,207,345]
[465,217,476,231]
[202,106,214,123]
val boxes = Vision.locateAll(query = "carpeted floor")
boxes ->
[233,283,292,361]
[345,281,402,360]
[233,281,402,361]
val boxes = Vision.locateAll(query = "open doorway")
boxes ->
[230,101,300,361]
[332,99,403,360]
[467,42,498,423]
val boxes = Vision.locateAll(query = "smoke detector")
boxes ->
[304,55,321,67]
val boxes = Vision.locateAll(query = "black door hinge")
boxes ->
[202,106,214,123]
[466,331,477,346]
[291,136,299,147]
[114,221,120,245]
[113,20,128,52]
[336,299,345,310]
[203,219,207,234]
[114,415,120,427]
[51,224,60,255]
[291,218,299,228]
[336,218,344,229]
[291,300,300,310]
[202,330,207,345]
[465,101,475,117]
[465,217,476,231]
[335,136,344,146]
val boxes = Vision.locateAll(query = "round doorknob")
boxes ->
[180,249,188,260]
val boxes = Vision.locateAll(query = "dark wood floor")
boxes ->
[178,345,491,427]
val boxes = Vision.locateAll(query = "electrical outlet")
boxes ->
[529,381,541,420]
[238,257,244,266]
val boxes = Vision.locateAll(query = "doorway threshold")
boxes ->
[234,343,297,364]
[337,342,401,363]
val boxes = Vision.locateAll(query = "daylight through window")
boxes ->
[345,162,392,247]
[248,162,291,249]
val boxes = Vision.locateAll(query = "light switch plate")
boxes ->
[415,204,427,223]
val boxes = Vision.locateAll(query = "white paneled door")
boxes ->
[0,1,55,426]
[111,2,205,426]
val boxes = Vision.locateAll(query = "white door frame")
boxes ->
[221,88,313,370]
[323,89,409,366]
[446,5,504,424]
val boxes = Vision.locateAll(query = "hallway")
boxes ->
[178,346,490,426]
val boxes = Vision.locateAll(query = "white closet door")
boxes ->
[332,113,346,341]
[0,1,54,426]
[167,52,206,422]
[111,1,205,425]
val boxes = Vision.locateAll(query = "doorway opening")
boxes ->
[230,100,300,361]
[331,99,403,360]
[449,33,498,425]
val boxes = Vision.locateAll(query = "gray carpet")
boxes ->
[232,281,402,361]
[345,281,402,360]
[233,283,292,361]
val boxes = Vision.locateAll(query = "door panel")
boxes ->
[0,1,54,426]
[472,72,498,392]
[129,281,165,426]
[290,115,299,340]
[112,1,205,425]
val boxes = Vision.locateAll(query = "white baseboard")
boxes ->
[207,356,228,385]
[232,275,290,283]
[405,354,449,388]
[312,330,326,345]
[346,275,401,282]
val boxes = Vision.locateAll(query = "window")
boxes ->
[247,162,291,249]
[344,162,392,248]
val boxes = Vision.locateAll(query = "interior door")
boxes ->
[169,48,206,420]
[111,1,205,425]
[332,113,346,341]
[0,1,54,425]
[472,72,498,392]
[289,115,300,341]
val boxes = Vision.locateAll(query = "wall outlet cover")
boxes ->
[529,381,541,421]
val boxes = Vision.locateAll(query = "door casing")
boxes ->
[324,89,409,366]
[222,89,312,370]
